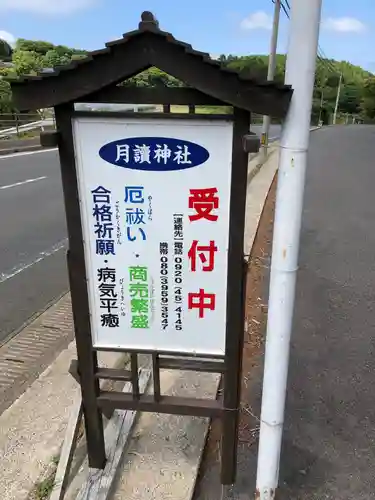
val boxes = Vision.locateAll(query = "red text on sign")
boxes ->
[188,240,218,272]
[188,188,219,222]
[188,289,216,318]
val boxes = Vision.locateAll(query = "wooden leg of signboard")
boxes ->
[130,353,140,398]
[221,258,248,485]
[76,368,152,500]
[50,392,84,500]
[221,408,240,485]
[152,353,161,402]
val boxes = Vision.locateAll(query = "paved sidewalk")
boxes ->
[0,293,73,415]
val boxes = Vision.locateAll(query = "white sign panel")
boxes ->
[73,116,233,355]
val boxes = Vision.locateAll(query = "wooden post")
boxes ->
[55,103,106,469]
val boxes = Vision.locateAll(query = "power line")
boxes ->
[275,0,290,18]
[277,0,350,125]
[278,0,339,76]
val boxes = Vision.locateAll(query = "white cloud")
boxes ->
[323,17,366,33]
[0,0,95,15]
[240,11,272,31]
[0,30,16,47]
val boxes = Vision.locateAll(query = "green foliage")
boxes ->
[221,54,373,123]
[362,77,375,120]
[0,39,89,112]
[12,39,88,73]
[0,79,12,112]
[121,67,183,87]
[12,50,44,75]
[16,38,55,55]
[43,49,63,68]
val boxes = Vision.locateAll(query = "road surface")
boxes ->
[253,123,281,141]
[280,124,375,498]
[0,123,281,345]
[195,125,375,499]
[0,149,68,344]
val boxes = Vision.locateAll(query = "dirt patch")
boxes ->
[194,175,277,496]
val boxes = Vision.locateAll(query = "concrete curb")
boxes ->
[247,146,278,186]
[0,145,56,156]
[0,144,41,156]
[0,137,41,156]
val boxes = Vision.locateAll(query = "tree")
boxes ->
[43,49,63,68]
[0,79,13,112]
[362,77,375,120]
[16,39,55,55]
[12,50,43,75]
[121,67,183,87]
[340,83,363,115]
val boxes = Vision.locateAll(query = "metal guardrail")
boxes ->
[0,112,56,138]
[0,105,155,139]
[0,105,156,148]
[0,118,55,138]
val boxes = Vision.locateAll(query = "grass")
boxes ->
[152,104,232,114]
[169,104,232,114]
[30,455,59,500]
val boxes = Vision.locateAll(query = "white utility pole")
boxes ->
[332,72,342,125]
[260,0,281,161]
[255,0,322,499]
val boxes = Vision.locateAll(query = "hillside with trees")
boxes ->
[218,54,373,123]
[0,39,374,123]
[0,39,87,113]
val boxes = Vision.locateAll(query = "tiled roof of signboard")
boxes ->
[8,11,293,116]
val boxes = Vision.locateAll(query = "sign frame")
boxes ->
[9,10,292,486]
[58,105,249,484]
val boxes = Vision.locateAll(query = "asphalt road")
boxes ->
[0,149,68,344]
[279,124,375,499]
[252,123,281,141]
[0,123,280,345]
[195,125,375,499]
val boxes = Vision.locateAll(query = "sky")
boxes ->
[0,0,374,72]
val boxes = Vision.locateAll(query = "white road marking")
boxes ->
[0,239,68,285]
[0,148,57,160]
[0,176,47,190]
